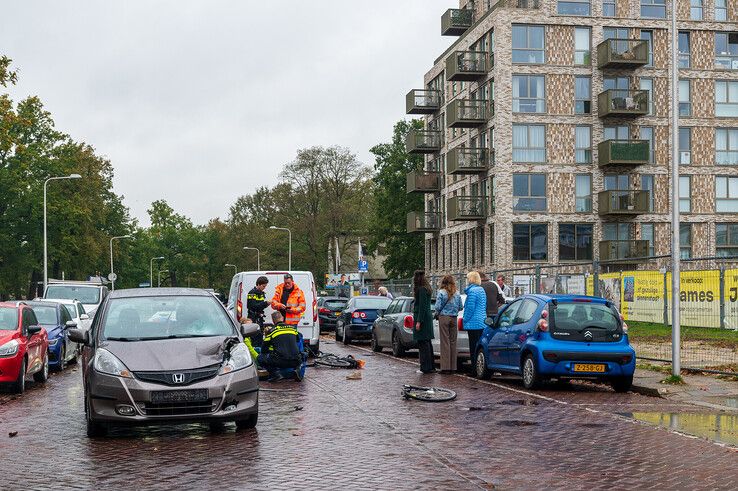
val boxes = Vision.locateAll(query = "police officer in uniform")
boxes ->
[247,275,270,334]
[257,311,302,381]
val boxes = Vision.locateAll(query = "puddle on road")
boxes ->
[498,420,539,427]
[621,412,738,447]
[497,399,540,407]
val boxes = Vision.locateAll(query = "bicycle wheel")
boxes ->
[402,385,457,402]
[314,355,354,368]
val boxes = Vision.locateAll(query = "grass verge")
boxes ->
[627,321,738,349]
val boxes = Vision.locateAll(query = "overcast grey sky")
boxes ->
[2,0,453,225]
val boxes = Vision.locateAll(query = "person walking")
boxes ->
[480,272,505,318]
[412,270,435,374]
[463,271,487,361]
[435,275,462,374]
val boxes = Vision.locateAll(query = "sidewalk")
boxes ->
[632,368,738,412]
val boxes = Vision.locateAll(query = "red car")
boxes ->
[0,302,49,393]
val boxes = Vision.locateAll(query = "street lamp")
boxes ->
[158,269,169,287]
[43,174,82,291]
[109,235,132,291]
[224,263,237,276]
[269,226,292,270]
[150,256,165,288]
[243,247,261,271]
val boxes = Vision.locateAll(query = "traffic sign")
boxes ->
[358,259,368,273]
[108,272,118,282]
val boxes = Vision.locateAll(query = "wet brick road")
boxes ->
[1,336,737,490]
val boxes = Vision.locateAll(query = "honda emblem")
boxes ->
[172,373,185,384]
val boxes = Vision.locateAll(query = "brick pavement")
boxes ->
[0,337,736,490]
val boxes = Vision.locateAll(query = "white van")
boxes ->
[227,271,320,353]
[44,280,109,317]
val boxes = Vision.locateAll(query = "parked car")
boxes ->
[27,300,80,371]
[317,296,348,332]
[336,295,392,345]
[371,296,416,356]
[0,302,49,393]
[474,294,636,392]
[47,299,92,332]
[44,279,109,316]
[69,287,260,437]
[430,293,470,363]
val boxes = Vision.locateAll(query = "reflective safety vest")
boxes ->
[243,337,259,361]
[271,283,306,325]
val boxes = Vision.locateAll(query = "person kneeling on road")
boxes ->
[257,311,301,382]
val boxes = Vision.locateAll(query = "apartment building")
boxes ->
[404,0,738,276]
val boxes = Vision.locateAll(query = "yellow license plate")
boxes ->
[573,363,606,373]
[335,312,341,316]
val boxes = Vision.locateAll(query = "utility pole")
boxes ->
[670,2,681,376]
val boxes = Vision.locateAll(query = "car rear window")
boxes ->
[46,285,100,304]
[0,307,17,330]
[550,302,620,332]
[324,300,347,309]
[354,298,392,310]
[31,305,58,325]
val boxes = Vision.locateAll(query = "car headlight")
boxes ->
[48,338,60,347]
[93,349,132,378]
[0,339,19,357]
[220,343,253,374]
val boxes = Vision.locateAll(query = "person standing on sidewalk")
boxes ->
[463,271,487,360]
[412,270,435,374]
[480,272,505,318]
[435,275,462,374]
[497,274,512,299]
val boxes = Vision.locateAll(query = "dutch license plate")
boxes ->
[335,312,341,316]
[573,363,606,373]
[151,389,208,404]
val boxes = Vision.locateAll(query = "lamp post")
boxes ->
[43,174,82,291]
[109,235,132,291]
[225,263,237,276]
[150,256,165,288]
[670,0,681,377]
[158,269,169,288]
[269,226,292,270]
[243,247,261,270]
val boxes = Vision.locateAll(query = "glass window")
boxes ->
[715,0,728,21]
[603,223,631,241]
[604,174,630,191]
[513,173,547,212]
[640,30,653,67]
[716,81,738,117]
[574,27,591,65]
[575,76,591,114]
[715,33,738,70]
[640,0,666,18]
[558,0,591,15]
[679,128,692,165]
[690,0,703,20]
[716,223,738,256]
[575,126,592,164]
[640,126,655,163]
[29,305,58,325]
[679,32,690,68]
[680,223,692,260]
[0,307,18,331]
[604,76,629,91]
[639,78,653,115]
[603,27,629,41]
[513,223,548,261]
[716,128,738,165]
[716,176,738,212]
[559,224,593,261]
[679,175,692,213]
[642,174,655,212]
[513,75,546,113]
[679,79,691,116]
[604,125,629,141]
[576,174,592,212]
[641,223,655,256]
[602,0,616,17]
[512,25,545,64]
[45,285,101,305]
[513,124,546,163]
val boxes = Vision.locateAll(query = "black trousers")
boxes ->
[467,329,482,360]
[417,339,435,373]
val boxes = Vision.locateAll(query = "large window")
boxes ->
[558,0,591,15]
[690,0,703,20]
[642,174,655,212]
[604,125,629,141]
[604,174,629,191]
[559,224,593,261]
[715,0,728,21]
[603,27,629,41]
[513,124,546,163]
[679,32,691,68]
[715,33,738,70]
[575,126,592,164]
[602,0,616,17]
[679,79,691,116]
[603,223,631,241]
[679,127,692,165]
[513,75,546,113]
[512,25,545,64]
[716,176,738,212]
[640,126,655,163]
[576,174,592,212]
[680,223,692,260]
[640,30,653,67]
[640,77,654,115]
[574,27,591,65]
[513,224,548,261]
[640,0,666,18]
[716,223,738,256]
[716,81,738,117]
[716,128,738,165]
[575,76,591,114]
[641,223,655,256]
[679,175,692,213]
[513,173,547,212]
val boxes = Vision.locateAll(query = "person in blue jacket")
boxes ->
[463,271,487,361]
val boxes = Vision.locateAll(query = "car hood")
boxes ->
[104,337,227,371]
[0,331,18,346]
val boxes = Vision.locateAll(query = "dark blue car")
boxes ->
[336,296,392,345]
[28,301,80,371]
[473,294,636,392]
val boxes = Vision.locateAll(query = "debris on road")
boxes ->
[346,371,362,380]
[8,431,18,438]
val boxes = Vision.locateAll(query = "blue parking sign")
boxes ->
[358,260,368,272]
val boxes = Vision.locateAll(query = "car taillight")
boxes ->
[457,317,464,331]
[352,312,367,319]
[537,318,548,332]
[620,355,632,364]
[403,315,414,329]
[312,293,318,322]
[319,307,331,314]
[236,282,243,322]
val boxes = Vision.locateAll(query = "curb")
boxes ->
[630,382,666,398]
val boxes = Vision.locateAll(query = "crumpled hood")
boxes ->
[104,337,227,371]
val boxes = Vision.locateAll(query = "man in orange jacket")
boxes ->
[271,274,306,326]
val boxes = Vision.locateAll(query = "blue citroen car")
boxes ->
[473,294,636,392]
[27,301,80,371]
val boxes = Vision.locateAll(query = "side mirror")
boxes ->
[68,328,90,346]
[65,321,77,329]
[484,315,497,327]
[377,309,385,317]
[28,326,42,336]
[80,314,90,321]
[240,323,259,338]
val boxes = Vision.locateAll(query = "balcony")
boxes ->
[598,90,649,117]
[406,89,442,115]
[441,8,473,36]
[447,99,490,128]
[598,140,650,166]
[597,39,650,69]
[407,212,441,233]
[446,147,490,174]
[504,0,542,8]
[447,196,488,221]
[406,170,441,193]
[598,190,650,215]
[599,240,649,261]
[405,129,442,154]
[446,51,488,81]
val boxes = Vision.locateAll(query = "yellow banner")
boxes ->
[621,271,664,324]
[665,270,721,328]
[724,269,738,330]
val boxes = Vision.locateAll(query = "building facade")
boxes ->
[405,0,738,276]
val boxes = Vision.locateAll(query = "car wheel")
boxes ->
[611,375,633,393]
[33,354,49,383]
[522,354,542,390]
[371,331,383,352]
[86,393,108,438]
[475,349,491,380]
[68,345,79,365]
[52,346,65,372]
[391,331,405,358]
[235,412,258,430]
[12,357,26,394]
[343,327,352,345]
[335,323,343,342]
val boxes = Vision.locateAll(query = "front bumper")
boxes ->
[0,353,23,383]
[87,364,259,425]
[47,342,63,367]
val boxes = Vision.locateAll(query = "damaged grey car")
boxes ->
[69,288,259,437]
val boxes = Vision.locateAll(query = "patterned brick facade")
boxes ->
[691,30,714,71]
[692,126,714,165]
[547,123,575,163]
[691,174,715,214]
[692,78,715,118]
[546,25,573,66]
[546,74,574,115]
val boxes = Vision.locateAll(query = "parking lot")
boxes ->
[1,336,737,490]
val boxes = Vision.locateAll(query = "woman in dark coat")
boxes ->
[412,270,435,374]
